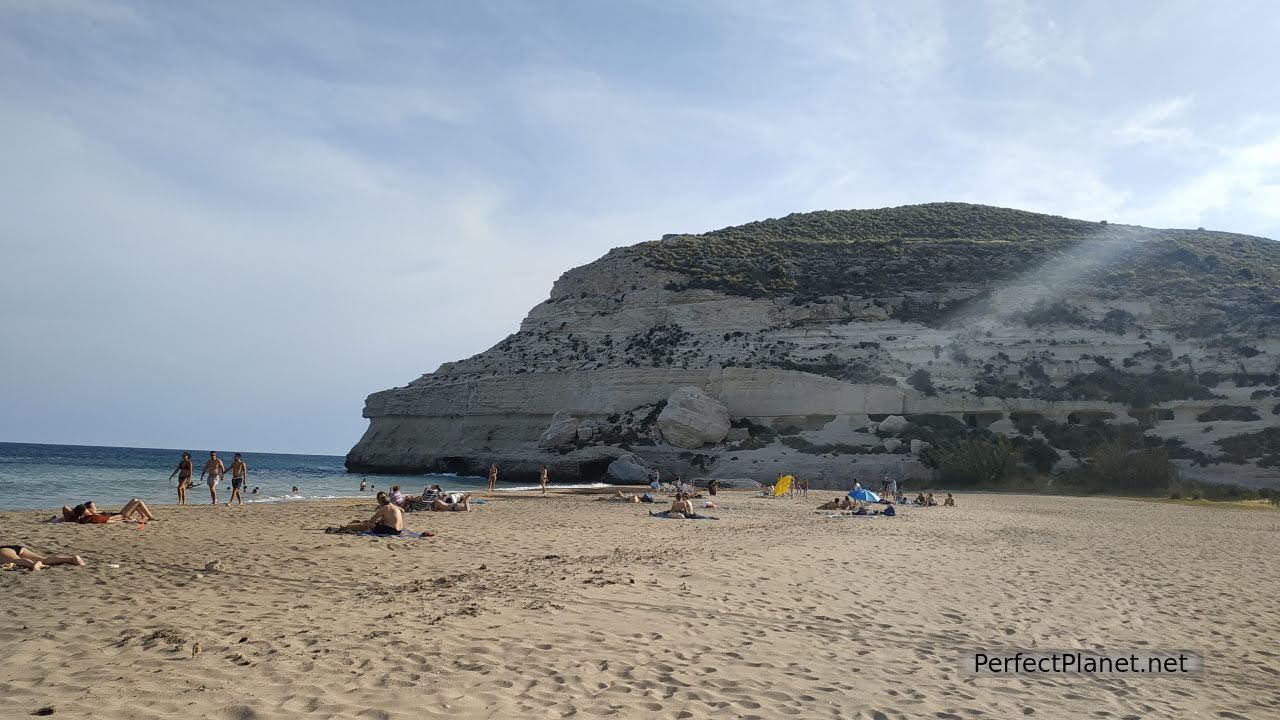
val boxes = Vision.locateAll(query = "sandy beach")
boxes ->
[1,490,1277,719]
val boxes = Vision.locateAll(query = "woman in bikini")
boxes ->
[62,498,157,524]
[1,545,85,571]
[168,452,193,505]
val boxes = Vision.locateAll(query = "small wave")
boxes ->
[496,482,612,492]
[246,494,364,504]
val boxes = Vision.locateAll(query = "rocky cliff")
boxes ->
[347,203,1280,490]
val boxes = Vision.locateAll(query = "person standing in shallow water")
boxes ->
[539,465,549,495]
[226,453,248,504]
[201,451,225,505]
[169,452,193,505]
[488,464,498,492]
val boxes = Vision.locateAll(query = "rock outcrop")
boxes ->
[347,203,1280,490]
[656,387,731,448]
[606,454,651,484]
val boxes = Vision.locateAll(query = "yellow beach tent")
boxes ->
[772,475,794,497]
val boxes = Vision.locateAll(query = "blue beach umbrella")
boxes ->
[848,488,880,502]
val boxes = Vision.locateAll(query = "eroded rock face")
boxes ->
[657,387,732,448]
[607,454,650,484]
[539,411,578,449]
[346,204,1280,489]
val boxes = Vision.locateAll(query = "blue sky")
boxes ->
[2,0,1278,454]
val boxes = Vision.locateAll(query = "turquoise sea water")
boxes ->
[0,442,543,511]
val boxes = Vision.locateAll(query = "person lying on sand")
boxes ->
[943,493,955,507]
[402,484,440,511]
[327,492,404,535]
[1,544,85,571]
[603,491,641,503]
[62,499,156,524]
[817,496,856,511]
[430,493,471,512]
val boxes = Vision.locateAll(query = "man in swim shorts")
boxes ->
[329,492,404,535]
[201,451,225,505]
[226,453,248,507]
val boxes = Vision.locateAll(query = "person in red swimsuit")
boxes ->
[62,498,157,524]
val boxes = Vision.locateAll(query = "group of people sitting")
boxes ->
[648,492,717,520]
[394,484,472,512]
[325,485,473,537]
[60,498,157,524]
[817,491,955,513]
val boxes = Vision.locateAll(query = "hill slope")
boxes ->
[347,203,1280,491]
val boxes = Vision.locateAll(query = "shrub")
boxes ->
[924,438,1021,487]
[908,369,937,396]
[1011,437,1061,473]
[1195,406,1261,422]
[1059,444,1177,494]
[1022,300,1090,327]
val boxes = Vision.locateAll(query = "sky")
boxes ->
[2,0,1279,455]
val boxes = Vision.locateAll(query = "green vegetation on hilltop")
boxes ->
[633,203,1280,329]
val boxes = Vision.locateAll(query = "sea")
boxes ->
[0,442,606,511]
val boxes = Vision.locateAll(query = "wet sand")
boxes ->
[1,491,1277,719]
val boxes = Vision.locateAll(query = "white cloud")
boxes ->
[982,0,1089,73]
[1115,96,1196,146]
[1141,133,1280,228]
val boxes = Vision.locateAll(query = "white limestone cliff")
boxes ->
[347,204,1280,490]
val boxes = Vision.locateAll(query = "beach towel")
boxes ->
[649,511,719,520]
[771,475,794,497]
[357,531,435,539]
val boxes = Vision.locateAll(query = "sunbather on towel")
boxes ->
[602,491,640,502]
[62,499,155,524]
[669,492,695,516]
[817,496,855,511]
[430,493,471,512]
[648,509,717,519]
[327,492,404,535]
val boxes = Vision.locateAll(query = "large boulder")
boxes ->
[876,415,909,435]
[910,439,932,455]
[606,454,651,484]
[657,387,731,449]
[883,438,903,453]
[538,411,579,448]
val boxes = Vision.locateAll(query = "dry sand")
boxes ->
[1,490,1278,719]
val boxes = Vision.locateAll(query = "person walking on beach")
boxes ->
[488,464,498,492]
[226,453,248,507]
[169,452,193,505]
[539,464,549,495]
[201,451,225,505]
